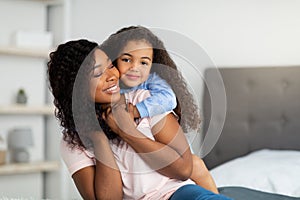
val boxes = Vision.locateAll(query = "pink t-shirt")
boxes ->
[60,89,195,200]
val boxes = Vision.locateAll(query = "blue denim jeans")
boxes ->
[169,184,233,200]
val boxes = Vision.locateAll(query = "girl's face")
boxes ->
[90,49,120,104]
[117,40,153,88]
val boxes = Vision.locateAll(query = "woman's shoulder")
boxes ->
[60,139,95,158]
[60,138,96,176]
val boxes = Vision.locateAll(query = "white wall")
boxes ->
[68,0,300,67]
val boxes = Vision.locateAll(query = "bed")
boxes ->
[201,67,300,199]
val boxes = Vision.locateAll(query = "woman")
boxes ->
[47,39,231,200]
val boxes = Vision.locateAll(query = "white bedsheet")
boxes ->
[210,149,300,197]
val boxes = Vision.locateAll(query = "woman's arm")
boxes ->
[71,132,123,200]
[104,105,193,180]
[72,166,96,199]
[150,113,193,179]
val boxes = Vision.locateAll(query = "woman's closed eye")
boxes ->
[108,64,115,69]
[93,67,104,77]
[93,64,116,78]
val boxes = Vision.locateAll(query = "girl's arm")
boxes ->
[66,132,123,200]
[104,105,193,180]
[135,73,177,118]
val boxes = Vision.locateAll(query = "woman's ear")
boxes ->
[102,107,112,120]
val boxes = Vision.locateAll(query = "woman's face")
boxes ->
[90,49,120,104]
[116,40,153,88]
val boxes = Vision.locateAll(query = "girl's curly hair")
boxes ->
[47,39,117,149]
[101,26,201,133]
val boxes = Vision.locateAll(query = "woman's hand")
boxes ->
[103,103,137,138]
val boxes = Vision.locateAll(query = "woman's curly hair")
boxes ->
[47,39,117,149]
[101,26,201,133]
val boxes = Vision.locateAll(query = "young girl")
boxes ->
[101,25,219,193]
[48,39,231,199]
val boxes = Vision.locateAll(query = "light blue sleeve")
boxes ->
[135,73,177,118]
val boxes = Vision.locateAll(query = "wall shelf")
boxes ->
[0,105,54,115]
[0,160,60,175]
[32,0,63,6]
[0,46,52,59]
[1,0,63,6]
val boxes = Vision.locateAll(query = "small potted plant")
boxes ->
[16,88,28,104]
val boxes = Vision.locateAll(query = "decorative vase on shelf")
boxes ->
[7,128,33,163]
[16,88,28,104]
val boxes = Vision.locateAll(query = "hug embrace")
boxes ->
[47,25,232,200]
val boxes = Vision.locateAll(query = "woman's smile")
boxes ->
[103,84,120,94]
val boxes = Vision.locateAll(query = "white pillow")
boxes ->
[210,149,300,197]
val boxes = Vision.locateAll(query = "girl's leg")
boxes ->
[169,184,232,200]
[190,155,219,194]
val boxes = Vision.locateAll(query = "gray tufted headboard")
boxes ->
[202,66,300,169]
